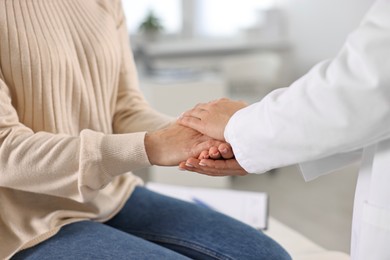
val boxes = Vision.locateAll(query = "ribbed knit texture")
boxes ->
[0,0,171,258]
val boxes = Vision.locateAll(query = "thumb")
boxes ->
[218,143,234,159]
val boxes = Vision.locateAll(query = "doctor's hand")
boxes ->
[179,143,248,176]
[179,157,248,177]
[178,98,247,141]
[145,123,225,166]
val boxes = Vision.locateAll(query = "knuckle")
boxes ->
[205,140,214,147]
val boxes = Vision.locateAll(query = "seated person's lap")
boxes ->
[14,186,291,260]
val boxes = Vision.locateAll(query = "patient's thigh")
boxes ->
[13,221,188,260]
[105,186,291,260]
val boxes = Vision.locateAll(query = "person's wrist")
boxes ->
[144,132,159,165]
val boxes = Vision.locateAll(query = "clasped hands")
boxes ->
[145,98,248,177]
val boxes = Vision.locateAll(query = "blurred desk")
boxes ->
[135,37,293,100]
[140,71,226,117]
[136,37,290,59]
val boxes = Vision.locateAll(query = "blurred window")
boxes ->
[122,0,182,34]
[196,0,276,37]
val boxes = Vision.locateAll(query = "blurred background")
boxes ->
[125,0,374,254]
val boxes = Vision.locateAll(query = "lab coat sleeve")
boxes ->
[224,0,390,175]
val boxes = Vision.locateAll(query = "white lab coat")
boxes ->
[224,1,390,259]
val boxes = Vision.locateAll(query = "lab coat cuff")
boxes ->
[299,149,363,181]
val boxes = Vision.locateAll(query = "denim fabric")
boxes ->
[14,186,291,260]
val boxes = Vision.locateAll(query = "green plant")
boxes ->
[138,10,164,34]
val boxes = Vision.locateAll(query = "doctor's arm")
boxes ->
[179,0,390,175]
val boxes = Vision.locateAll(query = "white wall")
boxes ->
[279,0,374,78]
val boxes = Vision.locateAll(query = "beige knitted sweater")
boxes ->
[0,0,170,258]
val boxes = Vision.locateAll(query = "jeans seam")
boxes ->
[128,230,235,260]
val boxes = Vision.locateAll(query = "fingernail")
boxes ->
[179,167,187,171]
[199,161,207,167]
[185,163,194,168]
[221,148,228,154]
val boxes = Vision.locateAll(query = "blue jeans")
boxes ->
[14,186,291,260]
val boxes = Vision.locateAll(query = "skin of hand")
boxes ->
[178,98,247,141]
[198,143,234,160]
[144,123,225,166]
[179,157,248,177]
[179,143,248,176]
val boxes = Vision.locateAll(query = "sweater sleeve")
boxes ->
[225,0,390,174]
[0,77,150,202]
[111,0,173,134]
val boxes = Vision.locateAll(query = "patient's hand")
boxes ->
[178,98,247,141]
[145,123,224,166]
[179,143,248,176]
